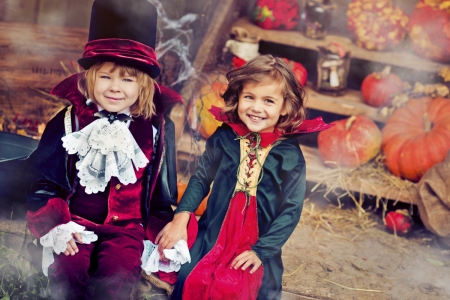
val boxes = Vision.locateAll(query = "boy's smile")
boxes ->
[238,80,287,133]
[94,62,139,113]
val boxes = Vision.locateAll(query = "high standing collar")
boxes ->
[50,73,182,118]
[209,106,334,148]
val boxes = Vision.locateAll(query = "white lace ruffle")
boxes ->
[141,240,191,274]
[40,221,98,276]
[61,118,149,194]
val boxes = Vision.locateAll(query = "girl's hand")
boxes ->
[155,212,190,254]
[231,250,262,274]
[62,232,82,256]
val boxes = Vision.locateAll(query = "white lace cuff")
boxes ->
[141,240,190,274]
[40,221,98,276]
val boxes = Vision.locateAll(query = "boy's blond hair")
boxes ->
[78,61,155,119]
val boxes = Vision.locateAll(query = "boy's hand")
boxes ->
[231,250,262,274]
[62,232,82,256]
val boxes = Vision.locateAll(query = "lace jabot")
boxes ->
[61,112,149,194]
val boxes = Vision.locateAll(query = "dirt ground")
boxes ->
[1,190,449,300]
[281,193,450,300]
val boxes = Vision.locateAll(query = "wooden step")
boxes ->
[232,17,445,73]
[176,132,416,204]
[299,145,416,205]
[304,85,387,123]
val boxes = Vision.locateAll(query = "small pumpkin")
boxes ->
[347,0,409,51]
[177,182,209,216]
[408,0,450,62]
[361,66,403,107]
[381,97,450,182]
[317,115,382,168]
[188,82,226,139]
[282,58,308,87]
[252,0,300,30]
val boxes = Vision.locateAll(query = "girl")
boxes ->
[156,54,332,299]
[24,0,194,299]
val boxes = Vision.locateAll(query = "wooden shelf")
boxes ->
[232,17,445,73]
[176,132,416,204]
[304,85,387,123]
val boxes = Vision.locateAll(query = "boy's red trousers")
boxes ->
[48,222,145,300]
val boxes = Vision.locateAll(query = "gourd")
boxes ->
[408,0,450,62]
[347,0,409,51]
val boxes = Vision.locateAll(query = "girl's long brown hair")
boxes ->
[78,61,155,119]
[221,54,307,133]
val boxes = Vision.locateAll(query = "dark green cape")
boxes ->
[173,124,306,299]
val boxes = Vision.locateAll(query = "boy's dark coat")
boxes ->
[0,73,181,239]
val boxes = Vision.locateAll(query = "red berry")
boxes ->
[385,210,412,235]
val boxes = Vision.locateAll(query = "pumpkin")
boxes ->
[188,82,226,139]
[361,66,403,107]
[381,97,450,182]
[408,0,450,62]
[252,0,300,30]
[282,58,308,87]
[347,0,409,50]
[317,115,382,168]
[385,210,413,235]
[177,182,209,216]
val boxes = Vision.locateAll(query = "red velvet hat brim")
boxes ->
[78,38,160,78]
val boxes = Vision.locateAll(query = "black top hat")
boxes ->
[78,0,160,78]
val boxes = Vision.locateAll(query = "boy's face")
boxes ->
[237,79,286,133]
[93,62,139,113]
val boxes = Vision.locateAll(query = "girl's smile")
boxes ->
[93,62,139,112]
[238,80,287,133]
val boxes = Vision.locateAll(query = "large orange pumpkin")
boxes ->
[188,82,226,139]
[408,0,450,62]
[177,182,209,216]
[317,115,382,168]
[382,97,450,182]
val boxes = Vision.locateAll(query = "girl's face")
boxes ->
[237,79,287,133]
[93,62,139,113]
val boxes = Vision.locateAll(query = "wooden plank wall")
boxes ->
[0,0,247,135]
[0,22,88,126]
[0,0,92,130]
[0,0,93,27]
